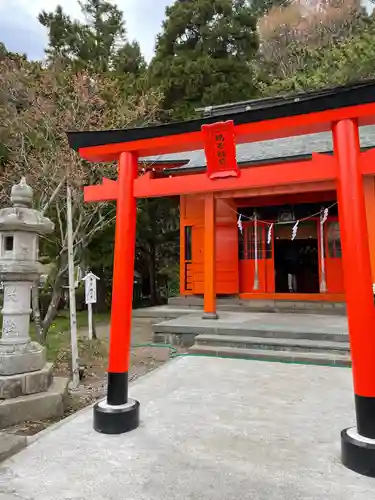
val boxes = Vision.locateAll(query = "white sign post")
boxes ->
[82,272,100,341]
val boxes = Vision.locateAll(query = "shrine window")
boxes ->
[184,226,192,261]
[238,224,272,260]
[247,225,264,260]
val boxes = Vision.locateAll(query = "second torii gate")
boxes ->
[68,79,375,477]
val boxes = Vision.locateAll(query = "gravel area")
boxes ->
[5,318,178,437]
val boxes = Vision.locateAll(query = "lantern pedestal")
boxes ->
[0,341,46,378]
[93,398,140,435]
[341,427,375,477]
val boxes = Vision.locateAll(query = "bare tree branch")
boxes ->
[0,57,162,337]
[42,175,67,215]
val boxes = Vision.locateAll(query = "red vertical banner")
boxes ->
[202,121,239,179]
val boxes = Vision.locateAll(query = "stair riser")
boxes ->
[154,326,348,343]
[168,297,346,316]
[153,332,197,348]
[165,306,345,317]
[195,339,349,354]
[218,306,345,316]
[190,348,351,367]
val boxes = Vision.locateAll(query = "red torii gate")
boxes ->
[68,80,375,477]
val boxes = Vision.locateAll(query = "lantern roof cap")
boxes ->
[11,177,33,207]
[0,179,54,234]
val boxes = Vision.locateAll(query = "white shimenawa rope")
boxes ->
[237,214,243,234]
[267,223,274,245]
[230,202,337,227]
[291,221,299,241]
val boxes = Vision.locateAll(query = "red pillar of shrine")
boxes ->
[203,193,218,319]
[93,151,140,435]
[333,119,375,476]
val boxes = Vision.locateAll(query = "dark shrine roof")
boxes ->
[67,79,375,154]
[143,125,375,172]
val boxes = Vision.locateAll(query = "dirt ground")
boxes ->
[6,318,181,437]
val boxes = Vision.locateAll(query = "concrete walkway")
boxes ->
[155,311,349,336]
[1,357,373,500]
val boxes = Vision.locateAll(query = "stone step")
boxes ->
[189,344,351,367]
[133,306,201,320]
[0,362,53,399]
[217,304,345,316]
[168,296,346,316]
[0,432,27,462]
[0,377,69,429]
[153,322,349,343]
[194,334,350,354]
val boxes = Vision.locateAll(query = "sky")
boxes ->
[1,0,373,62]
[0,0,174,62]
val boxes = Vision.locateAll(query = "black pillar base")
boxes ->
[202,312,219,320]
[93,398,140,435]
[341,427,375,477]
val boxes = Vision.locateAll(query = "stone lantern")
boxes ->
[0,178,68,428]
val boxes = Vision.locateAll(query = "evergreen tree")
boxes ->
[38,1,146,74]
[150,0,259,118]
[113,41,146,75]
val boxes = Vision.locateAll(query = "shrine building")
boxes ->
[144,95,375,303]
[68,79,375,471]
[74,80,375,308]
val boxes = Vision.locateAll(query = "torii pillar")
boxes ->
[203,193,218,319]
[93,152,140,435]
[86,121,240,433]
[333,118,375,476]
[201,121,240,319]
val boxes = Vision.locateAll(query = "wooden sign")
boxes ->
[83,272,100,304]
[202,121,239,179]
[82,272,100,341]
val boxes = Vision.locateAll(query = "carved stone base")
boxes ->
[0,341,46,376]
[0,362,53,399]
[0,376,68,429]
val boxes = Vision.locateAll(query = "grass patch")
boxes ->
[30,311,110,363]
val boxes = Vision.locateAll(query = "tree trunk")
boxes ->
[149,244,158,305]
[93,267,108,313]
[31,280,43,342]
[41,274,63,342]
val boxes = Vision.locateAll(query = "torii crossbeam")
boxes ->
[68,79,375,477]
